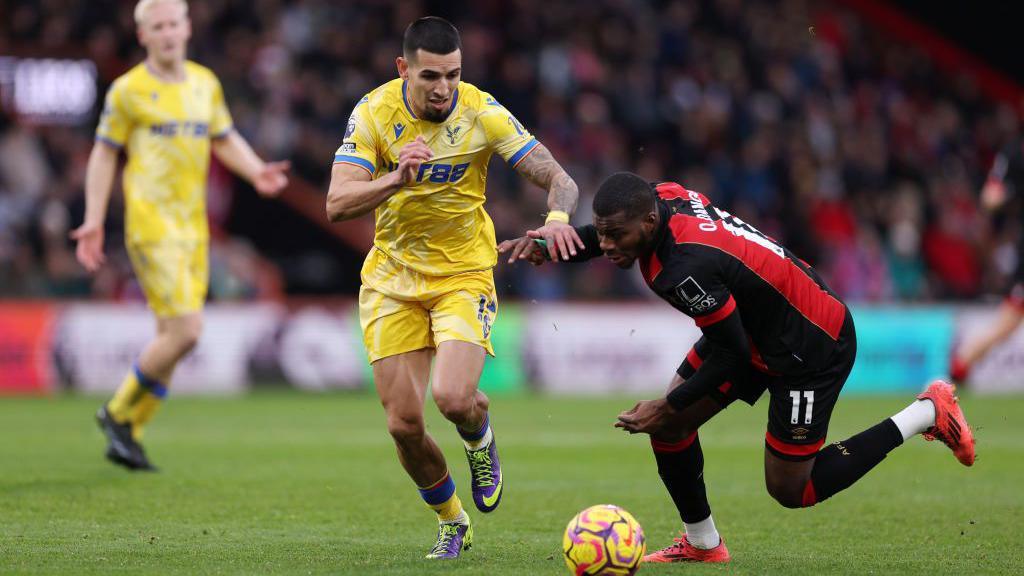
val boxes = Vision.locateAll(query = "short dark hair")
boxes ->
[403,17,461,59]
[593,172,656,220]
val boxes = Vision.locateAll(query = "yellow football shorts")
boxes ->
[359,248,497,363]
[126,240,208,318]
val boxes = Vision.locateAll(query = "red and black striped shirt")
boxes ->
[572,181,850,409]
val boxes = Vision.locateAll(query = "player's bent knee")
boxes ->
[167,316,203,355]
[433,391,475,424]
[183,317,203,347]
[386,413,426,444]
[765,477,806,509]
[765,449,816,508]
[473,389,490,412]
[178,330,201,355]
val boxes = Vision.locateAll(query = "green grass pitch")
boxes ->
[1,391,1022,575]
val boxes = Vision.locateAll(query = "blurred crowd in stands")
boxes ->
[1,0,1021,304]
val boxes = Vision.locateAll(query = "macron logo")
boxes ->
[393,123,406,139]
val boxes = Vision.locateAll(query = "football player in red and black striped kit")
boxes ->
[500,172,975,564]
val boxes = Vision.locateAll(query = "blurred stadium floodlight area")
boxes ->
[0,57,98,125]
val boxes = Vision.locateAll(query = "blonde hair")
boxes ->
[134,0,188,26]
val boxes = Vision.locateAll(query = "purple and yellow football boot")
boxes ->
[425,518,473,559]
[462,415,503,513]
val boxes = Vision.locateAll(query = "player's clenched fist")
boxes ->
[394,136,433,184]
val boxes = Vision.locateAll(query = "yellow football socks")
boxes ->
[106,364,168,437]
[106,370,144,423]
[419,472,464,522]
[129,394,163,440]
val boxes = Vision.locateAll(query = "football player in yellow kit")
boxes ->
[72,0,290,471]
[327,17,582,559]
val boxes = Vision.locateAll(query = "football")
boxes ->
[563,504,646,575]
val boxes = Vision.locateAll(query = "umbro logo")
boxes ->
[393,122,406,139]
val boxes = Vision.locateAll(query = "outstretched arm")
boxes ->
[665,304,750,410]
[498,225,602,265]
[513,143,585,261]
[211,130,290,197]
[615,301,749,435]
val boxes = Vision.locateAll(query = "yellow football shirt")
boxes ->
[334,79,538,276]
[96,61,233,244]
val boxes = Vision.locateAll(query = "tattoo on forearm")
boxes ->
[515,144,579,214]
[549,172,577,213]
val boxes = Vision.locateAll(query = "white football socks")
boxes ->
[684,515,720,550]
[442,510,469,525]
[463,426,492,451]
[890,399,937,441]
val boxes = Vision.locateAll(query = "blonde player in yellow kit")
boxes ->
[327,17,582,559]
[329,16,585,557]
[72,0,289,471]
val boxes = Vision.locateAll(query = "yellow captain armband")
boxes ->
[545,210,570,224]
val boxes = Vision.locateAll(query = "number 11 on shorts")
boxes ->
[790,390,814,424]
